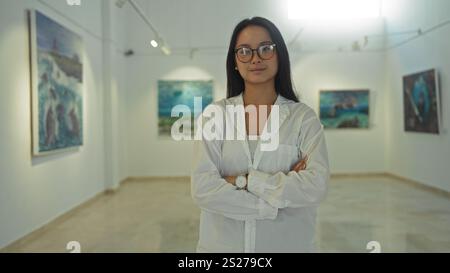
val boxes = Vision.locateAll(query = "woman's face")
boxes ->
[235,25,278,85]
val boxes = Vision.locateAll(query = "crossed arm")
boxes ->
[223,155,308,186]
[222,112,329,209]
[191,107,329,220]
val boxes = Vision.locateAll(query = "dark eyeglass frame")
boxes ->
[234,43,277,63]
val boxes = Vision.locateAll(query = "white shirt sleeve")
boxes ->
[247,109,330,209]
[191,107,278,221]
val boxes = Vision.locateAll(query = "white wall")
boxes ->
[0,0,127,248]
[125,50,387,176]
[383,0,450,192]
[125,54,227,177]
[102,0,129,188]
[125,1,449,188]
[291,52,387,174]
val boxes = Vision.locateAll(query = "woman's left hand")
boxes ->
[291,155,308,172]
[224,176,237,186]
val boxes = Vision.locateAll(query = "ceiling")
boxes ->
[125,0,390,56]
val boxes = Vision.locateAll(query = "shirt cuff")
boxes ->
[247,168,271,195]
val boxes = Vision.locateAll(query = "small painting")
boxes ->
[158,80,213,137]
[30,10,83,155]
[319,90,369,129]
[403,69,440,134]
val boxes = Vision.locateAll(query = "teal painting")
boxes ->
[319,90,369,129]
[158,80,213,137]
[403,69,440,134]
[30,10,83,155]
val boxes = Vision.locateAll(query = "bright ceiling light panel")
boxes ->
[288,0,382,20]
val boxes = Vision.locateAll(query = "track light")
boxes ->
[124,49,134,57]
[161,45,171,56]
[115,0,128,8]
[115,0,171,55]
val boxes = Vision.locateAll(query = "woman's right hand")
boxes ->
[291,155,308,172]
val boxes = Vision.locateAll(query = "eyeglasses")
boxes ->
[234,43,277,63]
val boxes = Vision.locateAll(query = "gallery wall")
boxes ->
[1,0,449,251]
[383,0,450,192]
[291,52,387,174]
[0,0,128,248]
[124,0,449,195]
[102,0,129,190]
[125,50,387,176]
[125,54,228,177]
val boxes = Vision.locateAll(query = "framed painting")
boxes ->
[29,10,83,156]
[403,69,440,134]
[158,80,213,137]
[319,90,370,129]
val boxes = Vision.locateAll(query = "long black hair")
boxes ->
[226,16,299,102]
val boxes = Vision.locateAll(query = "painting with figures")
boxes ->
[30,10,83,156]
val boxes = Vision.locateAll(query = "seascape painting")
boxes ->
[158,80,213,137]
[403,69,440,134]
[30,10,83,156]
[319,90,369,129]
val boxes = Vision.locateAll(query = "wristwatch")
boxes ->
[235,175,247,190]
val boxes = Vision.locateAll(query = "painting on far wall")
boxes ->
[319,90,370,129]
[158,80,213,137]
[29,10,83,156]
[403,69,440,134]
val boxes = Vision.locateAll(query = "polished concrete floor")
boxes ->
[2,175,450,253]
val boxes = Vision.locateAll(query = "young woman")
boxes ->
[191,17,330,253]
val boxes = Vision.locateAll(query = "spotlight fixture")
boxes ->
[124,49,134,57]
[160,45,171,56]
[115,0,171,55]
[115,0,128,8]
[352,41,361,51]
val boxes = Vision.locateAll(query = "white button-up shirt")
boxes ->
[191,93,330,253]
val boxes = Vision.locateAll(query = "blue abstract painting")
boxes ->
[158,80,213,137]
[319,90,369,129]
[403,69,440,134]
[30,10,83,155]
